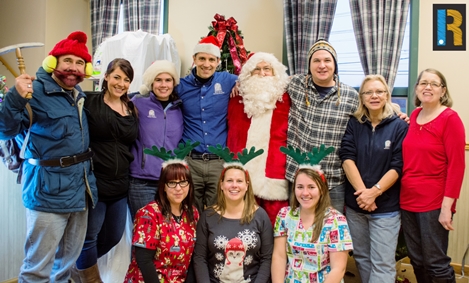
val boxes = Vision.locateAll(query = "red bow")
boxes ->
[211,14,248,75]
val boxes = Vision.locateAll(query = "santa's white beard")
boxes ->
[240,76,285,118]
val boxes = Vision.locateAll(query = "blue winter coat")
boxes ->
[0,67,98,212]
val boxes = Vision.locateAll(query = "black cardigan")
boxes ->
[85,92,138,201]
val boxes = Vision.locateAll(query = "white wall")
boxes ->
[0,0,93,93]
[168,0,284,76]
[417,0,469,265]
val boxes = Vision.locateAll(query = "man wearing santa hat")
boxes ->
[0,31,98,282]
[177,36,238,212]
[227,52,290,225]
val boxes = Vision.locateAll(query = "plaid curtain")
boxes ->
[350,0,410,89]
[284,0,338,74]
[122,0,161,34]
[90,0,121,53]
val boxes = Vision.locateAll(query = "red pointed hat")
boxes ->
[193,35,221,58]
[49,31,92,63]
[225,238,245,252]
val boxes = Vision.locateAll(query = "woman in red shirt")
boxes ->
[400,68,465,283]
[124,162,199,283]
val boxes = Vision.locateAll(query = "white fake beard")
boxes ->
[240,76,285,118]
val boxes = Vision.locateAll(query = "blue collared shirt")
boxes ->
[177,69,237,153]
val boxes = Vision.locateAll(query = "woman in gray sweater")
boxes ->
[193,162,273,283]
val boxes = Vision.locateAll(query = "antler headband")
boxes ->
[207,144,264,169]
[280,144,335,176]
[143,140,201,168]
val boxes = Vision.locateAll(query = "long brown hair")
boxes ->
[212,165,257,224]
[290,168,331,242]
[102,58,138,118]
[156,163,196,222]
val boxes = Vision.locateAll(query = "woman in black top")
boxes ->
[75,58,138,281]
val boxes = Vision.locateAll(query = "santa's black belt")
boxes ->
[189,151,221,161]
[28,148,94,167]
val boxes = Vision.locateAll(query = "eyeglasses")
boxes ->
[361,90,387,97]
[166,180,189,188]
[252,66,273,74]
[417,81,444,88]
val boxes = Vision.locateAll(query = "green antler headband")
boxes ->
[207,144,235,163]
[207,144,264,167]
[173,141,201,160]
[144,140,200,167]
[280,144,335,171]
[237,147,264,165]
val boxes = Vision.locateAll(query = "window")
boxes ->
[329,2,410,88]
[117,1,166,34]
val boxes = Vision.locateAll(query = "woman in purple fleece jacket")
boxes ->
[128,60,183,219]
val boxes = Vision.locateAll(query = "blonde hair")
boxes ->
[353,74,396,123]
[290,168,331,242]
[414,68,452,107]
[213,165,257,224]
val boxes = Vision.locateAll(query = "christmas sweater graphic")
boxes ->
[213,229,259,283]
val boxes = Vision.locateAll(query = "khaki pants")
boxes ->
[185,157,224,212]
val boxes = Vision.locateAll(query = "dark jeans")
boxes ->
[401,209,455,283]
[128,177,159,220]
[76,197,128,270]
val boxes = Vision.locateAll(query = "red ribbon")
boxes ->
[211,14,228,48]
[228,36,241,75]
[211,14,248,75]
[225,17,248,65]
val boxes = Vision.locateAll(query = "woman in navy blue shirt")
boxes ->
[339,74,408,283]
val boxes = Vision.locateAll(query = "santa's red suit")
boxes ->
[227,94,290,225]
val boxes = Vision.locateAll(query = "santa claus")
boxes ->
[227,52,290,225]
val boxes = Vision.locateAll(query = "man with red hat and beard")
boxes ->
[227,52,291,225]
[0,31,98,282]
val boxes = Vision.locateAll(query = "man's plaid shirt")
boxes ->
[286,74,359,189]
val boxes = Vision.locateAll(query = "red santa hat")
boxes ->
[193,35,221,58]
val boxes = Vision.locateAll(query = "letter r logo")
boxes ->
[433,4,466,51]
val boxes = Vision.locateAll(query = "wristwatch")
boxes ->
[373,183,382,195]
